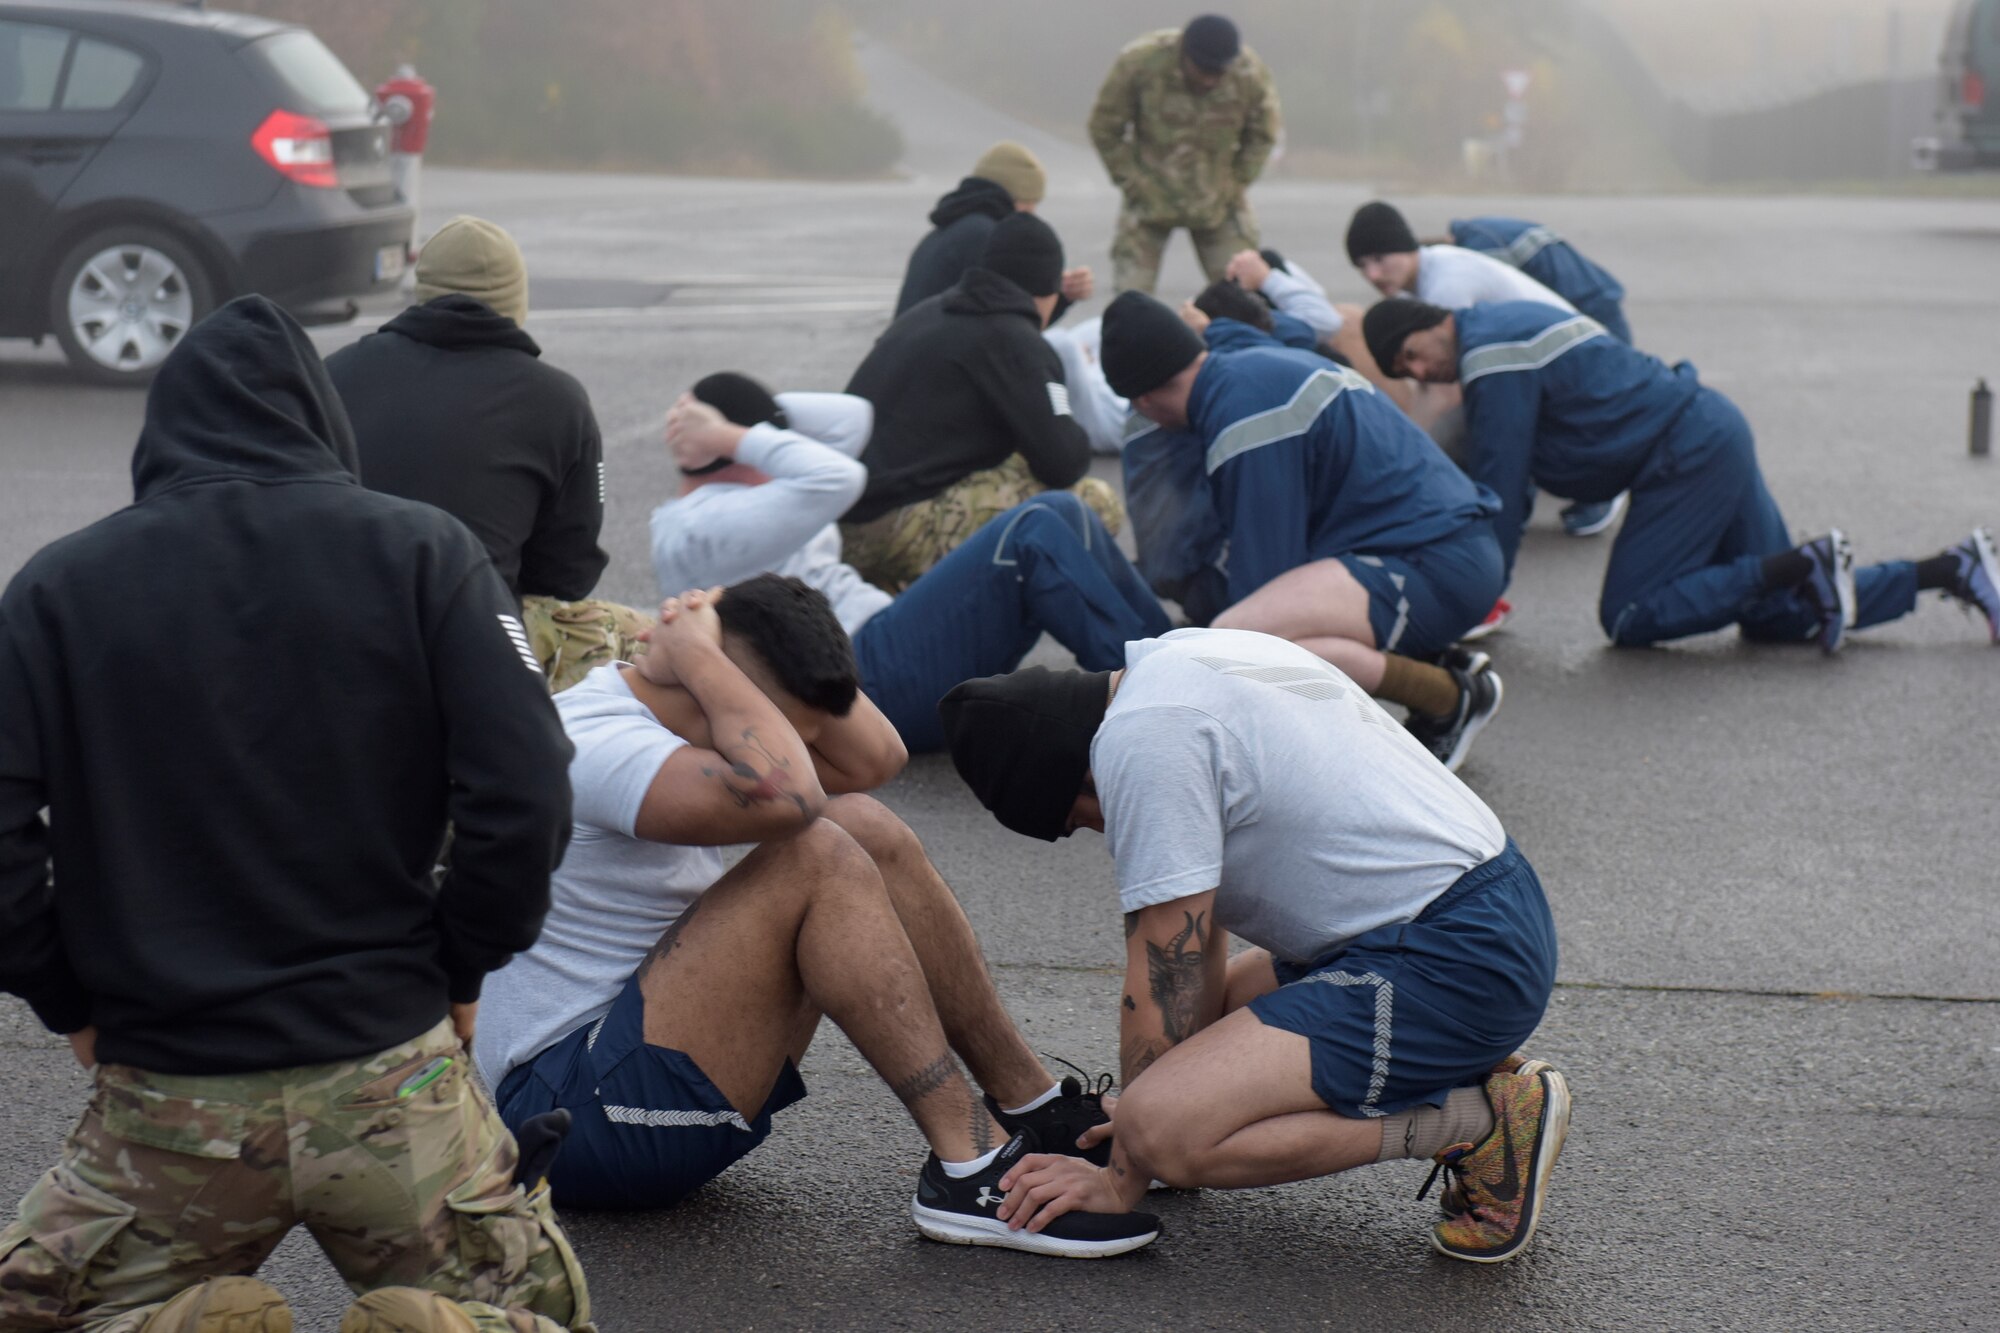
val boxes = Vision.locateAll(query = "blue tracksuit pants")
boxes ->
[1121,426,1229,625]
[853,492,1171,751]
[1601,390,1917,646]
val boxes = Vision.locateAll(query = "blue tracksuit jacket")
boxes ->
[1188,344,1498,605]
[1450,216,1631,344]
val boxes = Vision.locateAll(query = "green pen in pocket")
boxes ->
[397,1056,453,1099]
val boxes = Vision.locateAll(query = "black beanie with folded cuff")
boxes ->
[1362,299,1451,377]
[1100,290,1207,400]
[1346,201,1420,264]
[938,667,1112,842]
[980,212,1065,298]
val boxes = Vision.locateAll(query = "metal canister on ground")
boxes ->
[1972,378,1992,458]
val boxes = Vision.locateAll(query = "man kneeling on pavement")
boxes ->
[474,577,1160,1258]
[942,627,1572,1263]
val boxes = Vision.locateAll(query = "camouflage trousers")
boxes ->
[520,595,653,695]
[838,454,1126,595]
[0,1021,592,1333]
[1111,200,1260,295]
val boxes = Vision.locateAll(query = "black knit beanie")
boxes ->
[1181,15,1241,71]
[1346,201,1420,264]
[938,667,1112,842]
[687,372,786,474]
[980,213,1064,298]
[1101,291,1207,400]
[1362,299,1451,375]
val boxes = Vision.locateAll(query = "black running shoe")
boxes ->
[912,1133,1160,1258]
[985,1073,1114,1167]
[1403,666,1503,773]
[1798,530,1856,654]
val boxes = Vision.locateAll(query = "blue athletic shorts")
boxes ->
[494,969,807,1210]
[1337,522,1505,659]
[1247,839,1557,1120]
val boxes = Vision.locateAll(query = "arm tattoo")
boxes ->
[1124,912,1140,940]
[888,1052,958,1107]
[1121,1033,1164,1083]
[1145,910,1208,1046]
[700,728,810,817]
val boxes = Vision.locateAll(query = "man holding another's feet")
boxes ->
[476,577,1158,1257]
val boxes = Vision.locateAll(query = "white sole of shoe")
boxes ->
[912,1202,1159,1258]
[1970,528,2000,643]
[1830,528,1857,645]
[1432,1067,1572,1264]
[1442,672,1503,773]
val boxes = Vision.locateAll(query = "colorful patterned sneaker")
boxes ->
[986,1071,1114,1167]
[1560,493,1627,537]
[1799,530,1856,654]
[1404,665,1503,773]
[1436,1054,1551,1217]
[143,1277,292,1333]
[1421,1065,1572,1263]
[1943,527,2000,644]
[1460,598,1512,642]
[912,1132,1161,1258]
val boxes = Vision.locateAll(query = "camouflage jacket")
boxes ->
[1088,28,1281,229]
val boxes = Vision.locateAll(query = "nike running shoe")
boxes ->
[986,1071,1114,1167]
[1944,527,2000,644]
[1437,1053,1550,1217]
[1799,530,1856,654]
[1560,493,1627,538]
[1421,1065,1572,1264]
[1403,665,1503,773]
[1435,645,1491,678]
[912,1132,1160,1258]
[1460,598,1512,642]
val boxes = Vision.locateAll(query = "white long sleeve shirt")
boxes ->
[648,392,892,636]
[1414,245,1574,312]
[1259,259,1344,338]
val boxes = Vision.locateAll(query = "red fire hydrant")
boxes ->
[375,65,435,257]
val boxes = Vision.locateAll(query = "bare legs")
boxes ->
[1212,558,1388,691]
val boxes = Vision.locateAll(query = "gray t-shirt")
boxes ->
[474,665,725,1086]
[1093,629,1506,964]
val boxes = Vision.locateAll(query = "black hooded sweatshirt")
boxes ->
[894,175,1016,317]
[0,296,574,1074]
[844,268,1092,525]
[324,295,607,603]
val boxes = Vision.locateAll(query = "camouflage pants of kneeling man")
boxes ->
[840,454,1127,595]
[0,1019,592,1332]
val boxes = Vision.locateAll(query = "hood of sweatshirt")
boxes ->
[929,176,1016,229]
[130,295,360,502]
[941,266,1042,324]
[383,293,541,356]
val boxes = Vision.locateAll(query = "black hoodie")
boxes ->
[325,295,607,603]
[0,296,574,1074]
[893,176,1017,317]
[844,268,1091,524]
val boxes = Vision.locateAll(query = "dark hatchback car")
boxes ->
[1916,0,2000,171]
[0,0,412,383]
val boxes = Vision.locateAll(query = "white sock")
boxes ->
[1000,1082,1063,1116]
[939,1146,1003,1179]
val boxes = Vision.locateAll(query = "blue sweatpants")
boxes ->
[1601,389,1917,646]
[853,492,1172,752]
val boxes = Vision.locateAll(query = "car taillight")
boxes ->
[1964,69,1987,111]
[251,109,337,188]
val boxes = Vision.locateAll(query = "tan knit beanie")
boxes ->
[971,141,1047,205]
[413,216,529,325]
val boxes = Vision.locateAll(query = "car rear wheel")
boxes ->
[49,226,215,387]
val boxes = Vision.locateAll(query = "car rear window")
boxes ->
[62,38,144,111]
[249,30,371,116]
[0,19,68,111]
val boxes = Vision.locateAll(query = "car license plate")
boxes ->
[374,244,406,282]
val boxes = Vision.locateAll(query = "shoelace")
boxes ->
[1043,1054,1117,1108]
[1416,1148,1484,1220]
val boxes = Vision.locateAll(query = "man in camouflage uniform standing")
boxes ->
[0,298,590,1333]
[1089,15,1282,295]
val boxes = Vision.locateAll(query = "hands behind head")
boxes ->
[665,393,740,471]
[1178,299,1211,334]
[1224,248,1271,291]
[635,586,727,686]
[1060,266,1095,303]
